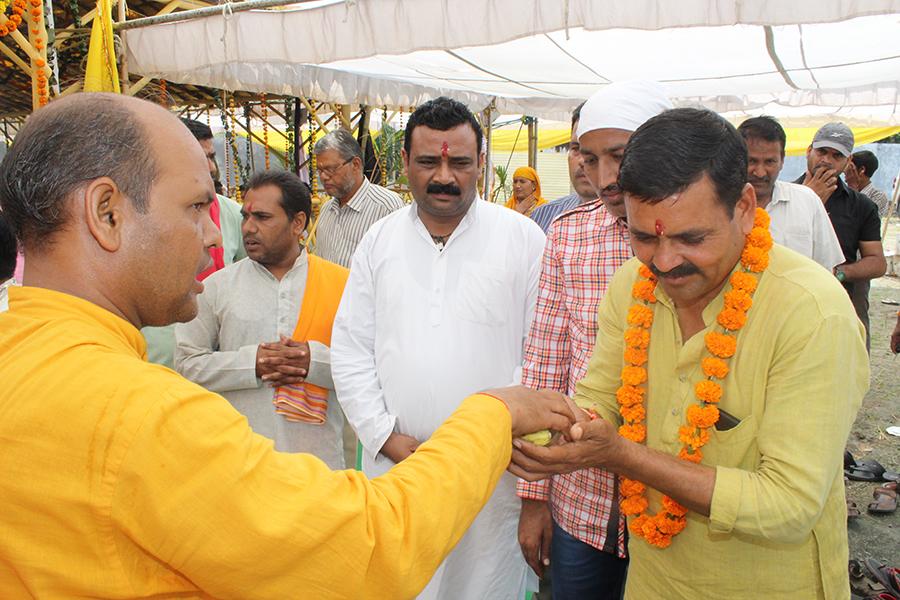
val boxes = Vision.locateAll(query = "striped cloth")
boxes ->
[312,178,405,268]
[530,193,583,232]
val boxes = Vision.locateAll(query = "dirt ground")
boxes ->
[846,276,900,568]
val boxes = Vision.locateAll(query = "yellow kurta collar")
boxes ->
[8,286,148,359]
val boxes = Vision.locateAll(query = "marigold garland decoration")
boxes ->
[1,0,26,36]
[618,207,771,549]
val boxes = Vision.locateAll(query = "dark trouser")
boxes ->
[849,280,871,352]
[550,521,628,600]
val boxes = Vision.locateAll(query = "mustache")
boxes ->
[749,175,771,184]
[427,182,461,196]
[599,183,622,198]
[649,262,700,279]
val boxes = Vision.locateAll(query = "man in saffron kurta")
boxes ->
[0,92,577,598]
[176,170,347,468]
[511,109,868,599]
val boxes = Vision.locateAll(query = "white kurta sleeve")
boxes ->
[514,222,547,384]
[174,279,260,393]
[809,191,846,270]
[331,232,397,456]
[304,341,334,390]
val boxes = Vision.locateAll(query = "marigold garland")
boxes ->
[1,0,26,36]
[617,207,771,549]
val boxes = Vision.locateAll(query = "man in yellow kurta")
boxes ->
[510,109,868,599]
[0,93,576,599]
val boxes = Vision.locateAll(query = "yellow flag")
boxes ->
[83,0,120,93]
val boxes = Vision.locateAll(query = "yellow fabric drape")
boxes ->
[83,0,120,93]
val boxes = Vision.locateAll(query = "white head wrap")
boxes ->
[576,81,673,140]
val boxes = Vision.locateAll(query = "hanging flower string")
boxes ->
[617,207,772,549]
[1,0,26,37]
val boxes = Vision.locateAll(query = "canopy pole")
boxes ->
[115,0,316,31]
[527,116,538,169]
[481,102,493,199]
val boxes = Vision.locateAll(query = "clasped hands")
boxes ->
[255,336,311,387]
[500,386,627,482]
[378,386,628,480]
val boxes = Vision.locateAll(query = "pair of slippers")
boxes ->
[850,558,900,599]
[845,451,900,483]
[869,482,898,515]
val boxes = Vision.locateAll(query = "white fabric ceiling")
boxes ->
[125,0,900,123]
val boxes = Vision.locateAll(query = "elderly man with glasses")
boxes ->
[312,129,405,268]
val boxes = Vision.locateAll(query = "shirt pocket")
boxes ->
[704,414,759,468]
[452,264,511,326]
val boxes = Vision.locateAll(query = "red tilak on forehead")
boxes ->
[441,141,449,157]
[655,219,665,236]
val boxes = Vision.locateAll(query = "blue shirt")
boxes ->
[530,194,584,232]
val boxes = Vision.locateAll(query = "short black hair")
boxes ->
[851,150,879,177]
[404,97,483,155]
[0,211,16,281]
[180,118,213,142]
[0,93,157,251]
[572,101,585,130]
[737,116,786,156]
[245,169,311,224]
[619,108,747,216]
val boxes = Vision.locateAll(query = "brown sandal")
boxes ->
[868,488,898,514]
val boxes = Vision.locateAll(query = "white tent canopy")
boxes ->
[125,0,900,123]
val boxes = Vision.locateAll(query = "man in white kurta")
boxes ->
[738,116,844,270]
[331,97,546,600]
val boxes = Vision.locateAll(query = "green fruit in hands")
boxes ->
[521,429,552,446]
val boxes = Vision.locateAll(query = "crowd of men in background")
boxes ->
[0,85,894,599]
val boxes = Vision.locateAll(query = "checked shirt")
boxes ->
[517,200,631,557]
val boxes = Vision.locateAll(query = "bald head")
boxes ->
[0,93,185,252]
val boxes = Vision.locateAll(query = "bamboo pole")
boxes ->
[115,0,315,31]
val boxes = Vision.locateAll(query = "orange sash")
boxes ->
[273,254,349,424]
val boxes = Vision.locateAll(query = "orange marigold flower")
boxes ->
[628,515,651,537]
[616,384,644,407]
[35,57,45,67]
[687,404,720,428]
[753,207,770,229]
[678,447,704,463]
[656,514,686,535]
[620,477,646,497]
[619,423,646,443]
[29,7,40,16]
[621,365,647,386]
[632,280,657,302]
[724,289,752,312]
[741,244,769,273]
[717,307,747,331]
[624,327,650,350]
[620,402,646,423]
[638,264,654,280]
[627,304,654,328]
[623,346,648,366]
[747,227,773,251]
[662,496,689,517]
[620,494,649,516]
[695,379,723,403]
[678,425,696,446]
[701,357,729,379]
[705,331,737,358]
[684,428,710,450]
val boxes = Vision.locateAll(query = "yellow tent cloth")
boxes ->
[489,126,900,155]
[236,126,898,157]
[83,0,119,93]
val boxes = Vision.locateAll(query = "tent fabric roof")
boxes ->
[125,0,900,123]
